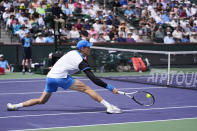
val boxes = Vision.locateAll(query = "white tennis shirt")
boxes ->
[47,50,83,78]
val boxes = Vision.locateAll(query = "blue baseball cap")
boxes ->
[76,40,92,50]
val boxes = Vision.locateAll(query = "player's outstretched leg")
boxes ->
[7,91,52,111]
[69,79,122,114]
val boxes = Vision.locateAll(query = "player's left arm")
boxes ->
[79,60,117,93]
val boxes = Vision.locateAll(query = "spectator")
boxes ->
[74,0,82,14]
[118,21,128,32]
[54,14,65,31]
[128,27,139,41]
[37,14,45,28]
[32,8,39,19]
[190,33,197,43]
[36,3,46,16]
[0,54,11,73]
[80,26,89,38]
[164,32,175,44]
[126,32,136,42]
[88,26,98,38]
[136,32,144,42]
[6,14,15,31]
[97,32,106,42]
[124,6,134,19]
[60,27,70,41]
[191,4,197,16]
[180,8,187,18]
[154,26,165,43]
[192,23,197,32]
[3,0,11,9]
[92,0,99,12]
[182,34,190,43]
[183,23,192,33]
[141,7,149,17]
[12,19,21,35]
[24,19,32,30]
[45,33,54,43]
[16,24,29,40]
[82,4,89,15]
[118,26,127,38]
[100,21,109,32]
[35,32,46,43]
[112,15,120,28]
[162,11,170,24]
[62,3,73,17]
[68,0,75,13]
[17,12,27,25]
[86,4,96,18]
[169,17,179,28]
[74,19,83,31]
[2,8,10,23]
[109,26,118,41]
[70,26,81,42]
[120,0,128,8]
[115,32,126,42]
[32,0,40,8]
[28,14,36,26]
[93,18,101,32]
[83,19,91,30]
[103,13,112,25]
[103,32,110,41]
[133,6,142,18]
[172,27,183,43]
[52,2,62,18]
[89,33,98,43]
[112,0,121,14]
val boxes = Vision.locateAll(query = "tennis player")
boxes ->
[7,40,122,114]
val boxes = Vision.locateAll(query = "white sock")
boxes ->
[100,99,111,108]
[13,103,23,109]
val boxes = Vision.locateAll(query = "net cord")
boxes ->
[71,46,197,55]
[90,46,197,55]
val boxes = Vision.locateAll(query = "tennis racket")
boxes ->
[117,90,155,106]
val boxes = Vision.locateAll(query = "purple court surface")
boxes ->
[0,77,197,130]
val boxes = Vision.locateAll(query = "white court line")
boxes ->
[0,80,45,84]
[1,105,197,119]
[0,86,167,95]
[0,78,89,84]
[10,117,197,131]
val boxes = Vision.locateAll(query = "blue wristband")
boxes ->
[106,84,115,91]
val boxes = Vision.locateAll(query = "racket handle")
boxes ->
[117,91,125,95]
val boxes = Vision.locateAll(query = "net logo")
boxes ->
[147,69,197,88]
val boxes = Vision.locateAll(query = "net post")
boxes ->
[167,52,171,86]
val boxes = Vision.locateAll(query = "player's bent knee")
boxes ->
[84,87,94,94]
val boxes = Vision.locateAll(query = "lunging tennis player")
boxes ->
[7,40,122,114]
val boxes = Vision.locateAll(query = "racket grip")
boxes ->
[117,91,125,95]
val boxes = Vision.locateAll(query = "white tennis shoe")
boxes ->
[7,103,16,111]
[106,105,122,114]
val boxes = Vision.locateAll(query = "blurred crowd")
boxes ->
[0,0,197,44]
[117,0,197,44]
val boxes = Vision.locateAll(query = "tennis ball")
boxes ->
[146,93,151,98]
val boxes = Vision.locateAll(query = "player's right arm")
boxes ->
[78,60,118,93]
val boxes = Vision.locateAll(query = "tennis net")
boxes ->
[88,46,197,90]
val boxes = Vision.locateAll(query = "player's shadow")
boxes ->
[16,106,106,113]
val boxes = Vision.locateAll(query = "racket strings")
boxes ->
[133,92,154,106]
